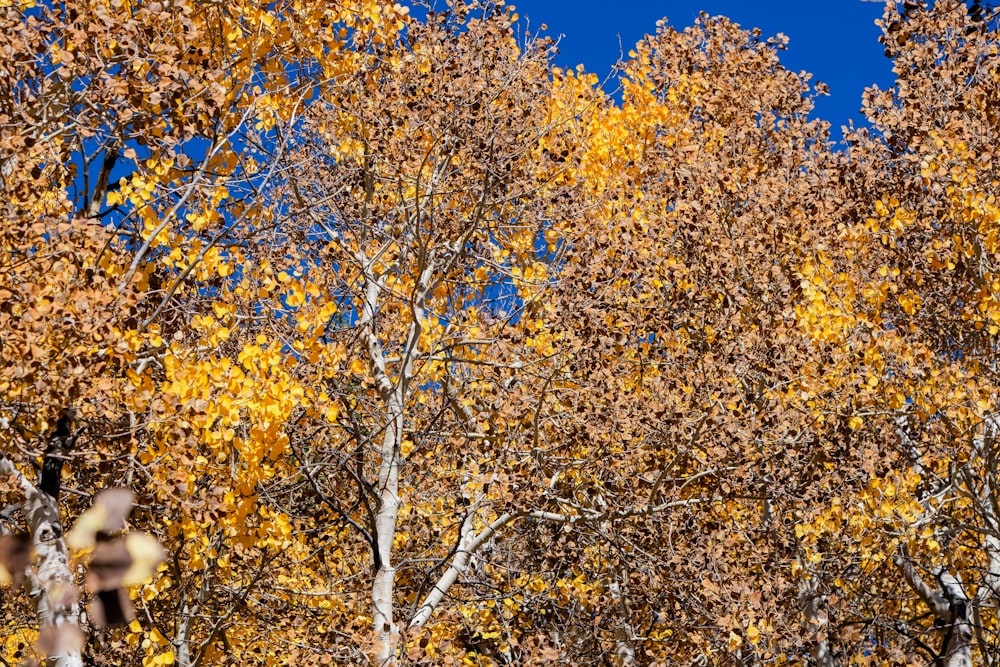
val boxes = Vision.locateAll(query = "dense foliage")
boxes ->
[2,1,1000,666]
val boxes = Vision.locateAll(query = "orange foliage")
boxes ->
[3,1,1000,666]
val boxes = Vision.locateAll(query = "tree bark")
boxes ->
[372,392,403,666]
[0,457,83,667]
[895,547,973,667]
[798,575,836,667]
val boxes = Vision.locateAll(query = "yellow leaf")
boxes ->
[123,533,165,586]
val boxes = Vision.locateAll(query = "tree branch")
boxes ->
[407,496,716,629]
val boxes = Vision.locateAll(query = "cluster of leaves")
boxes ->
[3,0,1000,666]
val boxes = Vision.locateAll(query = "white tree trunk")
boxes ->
[798,575,835,667]
[372,393,403,666]
[0,457,83,667]
[896,548,973,667]
[360,247,437,665]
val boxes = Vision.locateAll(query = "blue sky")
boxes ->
[511,0,897,137]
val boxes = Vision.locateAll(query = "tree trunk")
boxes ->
[0,457,83,667]
[799,575,836,667]
[896,548,973,667]
[372,393,403,667]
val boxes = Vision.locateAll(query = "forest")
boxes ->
[1,0,1000,665]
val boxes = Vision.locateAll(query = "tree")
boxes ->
[5,0,1000,666]
[259,4,593,663]
[785,1,1000,665]
[516,13,854,664]
[1,0,405,663]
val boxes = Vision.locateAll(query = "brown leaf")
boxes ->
[0,532,31,589]
[67,487,135,550]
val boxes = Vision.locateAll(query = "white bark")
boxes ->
[372,391,403,666]
[613,625,635,666]
[408,477,509,631]
[972,415,1000,667]
[798,575,835,667]
[362,241,438,665]
[0,457,83,667]
[175,569,213,667]
[893,414,974,667]
[936,569,974,667]
[175,601,195,667]
[408,497,717,631]
[408,505,481,630]
[895,547,973,667]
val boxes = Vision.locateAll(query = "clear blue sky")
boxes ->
[511,0,896,137]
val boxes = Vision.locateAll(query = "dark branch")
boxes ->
[40,409,76,500]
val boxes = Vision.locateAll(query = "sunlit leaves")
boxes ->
[5,0,1000,665]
